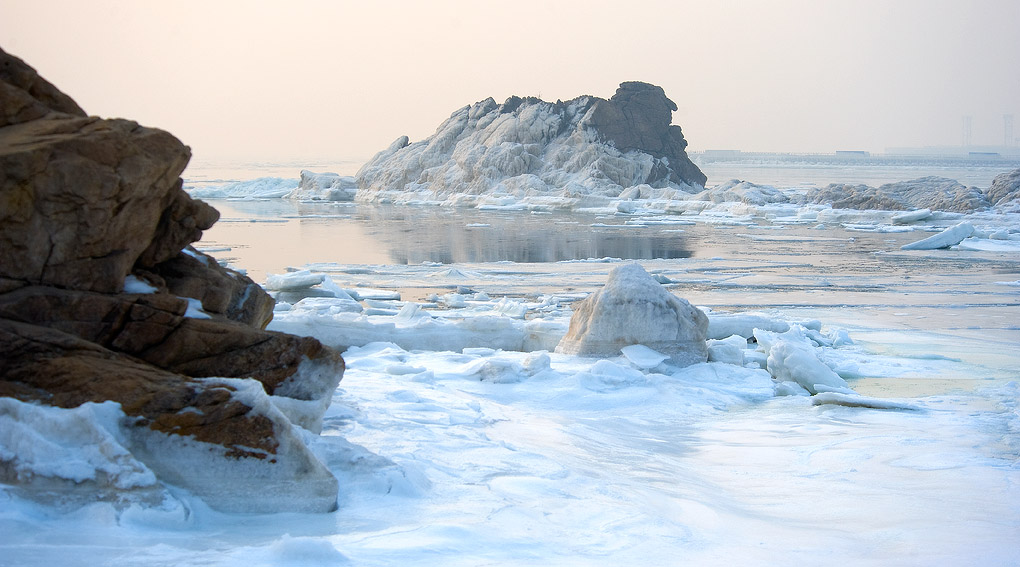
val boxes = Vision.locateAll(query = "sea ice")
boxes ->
[264,270,327,291]
[901,221,975,250]
[753,325,852,395]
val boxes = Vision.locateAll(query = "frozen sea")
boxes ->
[2,159,1019,566]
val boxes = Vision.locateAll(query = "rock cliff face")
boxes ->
[356,81,706,206]
[0,47,344,513]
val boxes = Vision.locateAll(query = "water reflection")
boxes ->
[203,200,693,268]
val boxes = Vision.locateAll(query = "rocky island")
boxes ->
[355,81,707,206]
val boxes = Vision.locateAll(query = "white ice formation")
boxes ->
[555,263,709,366]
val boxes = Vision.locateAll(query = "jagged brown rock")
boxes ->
[0,46,344,513]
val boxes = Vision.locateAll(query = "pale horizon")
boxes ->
[2,0,1018,164]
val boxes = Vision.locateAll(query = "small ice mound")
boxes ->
[901,221,974,250]
[555,263,708,367]
[754,325,851,395]
[265,270,326,291]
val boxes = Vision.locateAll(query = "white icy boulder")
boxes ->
[901,222,975,250]
[555,263,709,366]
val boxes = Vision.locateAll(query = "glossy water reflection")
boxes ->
[199,200,694,279]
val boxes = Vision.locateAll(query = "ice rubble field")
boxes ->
[4,174,1020,565]
[4,248,1020,565]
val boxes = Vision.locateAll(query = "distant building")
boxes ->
[835,150,870,158]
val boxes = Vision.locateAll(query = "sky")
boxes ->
[2,0,1018,164]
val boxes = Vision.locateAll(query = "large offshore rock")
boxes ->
[356,81,706,205]
[556,264,709,366]
[0,47,344,513]
[985,168,1020,206]
[810,176,989,213]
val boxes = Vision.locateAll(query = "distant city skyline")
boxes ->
[2,0,1018,163]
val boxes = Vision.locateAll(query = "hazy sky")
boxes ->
[2,0,1018,164]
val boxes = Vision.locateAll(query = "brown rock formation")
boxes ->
[0,47,344,513]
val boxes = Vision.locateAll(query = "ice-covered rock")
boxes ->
[287,170,358,201]
[556,263,708,366]
[901,221,975,250]
[694,179,791,205]
[985,168,1020,206]
[355,82,705,207]
[810,177,989,213]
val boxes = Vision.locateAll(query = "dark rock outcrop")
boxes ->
[587,81,707,188]
[810,176,989,213]
[0,47,344,513]
[985,168,1020,206]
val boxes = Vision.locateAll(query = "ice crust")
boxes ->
[4,255,1020,565]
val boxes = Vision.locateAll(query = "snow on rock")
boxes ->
[265,270,327,291]
[355,82,705,209]
[0,399,165,509]
[753,325,852,395]
[810,177,990,213]
[126,378,339,514]
[901,222,975,250]
[556,263,708,366]
[985,168,1020,207]
[287,170,358,201]
[185,177,299,200]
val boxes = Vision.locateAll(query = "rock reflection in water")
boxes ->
[351,205,693,264]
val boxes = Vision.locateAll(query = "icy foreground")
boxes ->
[3,250,1020,565]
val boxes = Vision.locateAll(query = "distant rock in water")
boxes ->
[556,264,709,367]
[356,81,706,207]
[0,47,344,513]
[984,168,1020,207]
[810,176,989,213]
